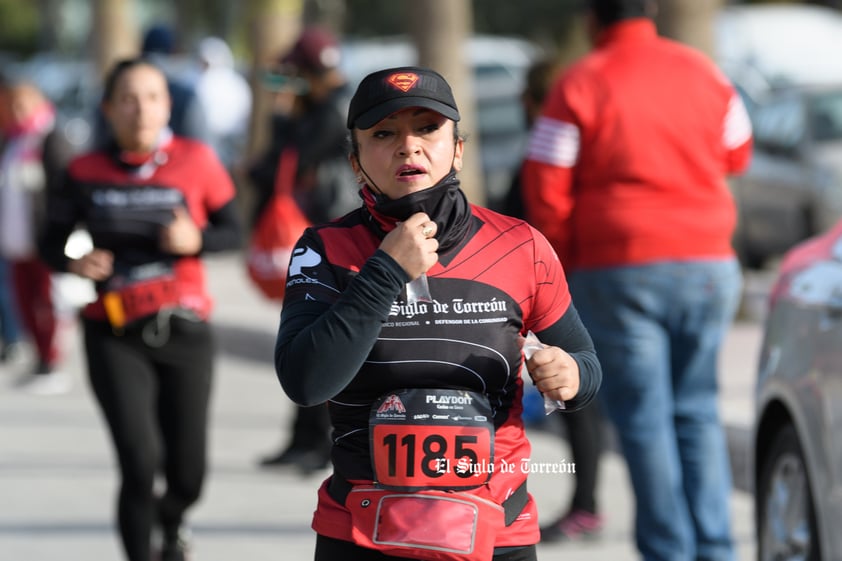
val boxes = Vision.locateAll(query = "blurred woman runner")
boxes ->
[39,57,241,561]
[274,66,602,560]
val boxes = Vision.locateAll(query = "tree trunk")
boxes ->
[244,0,305,161]
[36,0,61,51]
[655,0,724,57]
[237,0,304,223]
[408,0,484,206]
[92,0,139,78]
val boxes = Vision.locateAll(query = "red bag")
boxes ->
[246,148,310,301]
[345,485,504,561]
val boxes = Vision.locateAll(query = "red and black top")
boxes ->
[275,177,601,548]
[39,134,241,321]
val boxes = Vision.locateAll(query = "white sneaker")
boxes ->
[15,371,72,396]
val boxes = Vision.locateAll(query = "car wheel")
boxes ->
[757,425,819,561]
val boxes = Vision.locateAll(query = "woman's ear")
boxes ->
[349,153,361,176]
[349,154,367,184]
[452,139,464,172]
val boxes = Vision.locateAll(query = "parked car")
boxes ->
[715,3,842,90]
[752,217,842,560]
[715,4,842,269]
[729,83,842,269]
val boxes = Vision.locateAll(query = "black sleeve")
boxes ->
[275,249,410,406]
[32,130,77,241]
[42,129,78,194]
[535,303,602,411]
[38,169,79,273]
[200,199,242,253]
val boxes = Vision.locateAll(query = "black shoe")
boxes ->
[159,526,191,561]
[258,447,330,473]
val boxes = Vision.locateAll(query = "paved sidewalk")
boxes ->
[0,254,759,560]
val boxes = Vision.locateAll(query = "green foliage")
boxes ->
[0,0,40,54]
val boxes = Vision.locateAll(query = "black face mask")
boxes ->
[368,170,472,253]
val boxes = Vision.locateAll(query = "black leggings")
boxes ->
[315,535,537,561]
[83,315,214,561]
[558,399,604,514]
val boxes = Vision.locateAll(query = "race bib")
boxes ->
[370,389,494,491]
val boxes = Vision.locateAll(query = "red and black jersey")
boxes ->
[40,135,238,320]
[276,196,601,548]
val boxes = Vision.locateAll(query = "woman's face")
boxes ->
[351,107,463,200]
[102,64,171,152]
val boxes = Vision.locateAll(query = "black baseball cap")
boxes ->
[347,66,461,130]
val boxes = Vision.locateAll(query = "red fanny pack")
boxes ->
[345,485,504,561]
[102,276,179,330]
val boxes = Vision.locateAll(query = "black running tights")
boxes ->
[84,316,214,561]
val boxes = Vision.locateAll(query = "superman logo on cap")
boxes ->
[386,72,419,92]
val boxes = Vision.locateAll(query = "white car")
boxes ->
[715,4,842,269]
[716,3,842,92]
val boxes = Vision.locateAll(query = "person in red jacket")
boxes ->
[521,1,753,560]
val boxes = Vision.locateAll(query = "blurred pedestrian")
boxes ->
[39,57,241,561]
[193,36,252,171]
[249,25,358,226]
[140,24,209,143]
[275,64,602,560]
[0,79,76,393]
[521,1,753,560]
[249,26,358,473]
[502,57,561,220]
[0,77,26,366]
[505,56,608,543]
[0,257,25,365]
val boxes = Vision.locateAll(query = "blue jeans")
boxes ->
[0,257,22,346]
[569,259,741,561]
